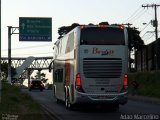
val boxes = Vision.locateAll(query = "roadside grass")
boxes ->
[128,71,160,98]
[0,81,47,120]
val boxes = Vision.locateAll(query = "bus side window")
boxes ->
[53,46,58,59]
[58,69,63,82]
[54,69,63,83]
[54,70,58,82]
[65,32,74,53]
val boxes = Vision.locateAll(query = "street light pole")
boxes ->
[7,27,18,84]
[8,26,12,84]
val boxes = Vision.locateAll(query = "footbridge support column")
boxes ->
[27,69,31,88]
[38,69,42,79]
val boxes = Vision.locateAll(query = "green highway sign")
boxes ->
[19,17,52,41]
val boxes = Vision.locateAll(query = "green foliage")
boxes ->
[127,27,144,51]
[58,23,79,39]
[0,82,47,120]
[33,71,48,83]
[1,62,17,80]
[99,21,109,25]
[128,71,160,98]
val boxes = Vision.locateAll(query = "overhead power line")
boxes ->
[140,21,151,33]
[142,4,160,40]
[123,6,142,23]
[123,7,148,24]
[145,34,155,42]
[129,9,148,23]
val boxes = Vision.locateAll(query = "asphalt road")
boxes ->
[23,89,160,120]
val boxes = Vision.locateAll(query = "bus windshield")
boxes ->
[80,27,125,45]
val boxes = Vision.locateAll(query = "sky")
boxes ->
[1,0,160,58]
[1,0,160,84]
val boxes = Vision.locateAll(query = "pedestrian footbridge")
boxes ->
[1,56,53,80]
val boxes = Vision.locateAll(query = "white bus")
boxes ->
[51,24,128,110]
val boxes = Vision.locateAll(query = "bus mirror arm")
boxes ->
[49,68,51,73]
[48,60,54,72]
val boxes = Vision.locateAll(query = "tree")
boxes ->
[58,23,79,39]
[127,27,144,52]
[33,71,48,83]
[99,21,109,25]
[57,22,110,39]
[1,62,17,80]
[127,27,144,71]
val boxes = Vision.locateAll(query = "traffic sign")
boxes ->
[19,17,52,41]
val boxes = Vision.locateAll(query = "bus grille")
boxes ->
[83,58,122,78]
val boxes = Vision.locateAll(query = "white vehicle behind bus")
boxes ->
[50,24,128,110]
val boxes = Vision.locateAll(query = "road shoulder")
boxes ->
[128,94,160,105]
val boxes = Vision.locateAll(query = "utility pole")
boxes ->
[142,4,160,70]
